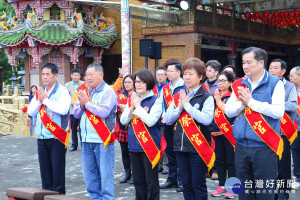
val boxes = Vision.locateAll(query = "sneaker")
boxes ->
[211,186,226,197]
[225,192,234,199]
[292,181,300,189]
[211,172,218,180]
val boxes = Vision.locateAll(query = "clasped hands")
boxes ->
[78,90,90,108]
[129,92,141,113]
[238,87,252,106]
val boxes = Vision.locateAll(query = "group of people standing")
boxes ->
[28,46,300,200]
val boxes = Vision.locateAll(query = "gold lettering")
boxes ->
[191,134,202,146]
[281,117,287,124]
[214,109,221,118]
[132,116,138,125]
[245,107,252,114]
[119,94,126,100]
[46,123,56,131]
[220,123,229,132]
[253,121,266,134]
[138,131,148,143]
[40,109,46,118]
[164,88,170,96]
[89,114,99,124]
[181,114,193,127]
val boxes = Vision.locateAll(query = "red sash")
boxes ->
[173,93,215,171]
[39,104,70,148]
[118,93,128,105]
[232,78,283,159]
[152,85,159,97]
[280,113,298,145]
[84,87,116,148]
[128,98,167,168]
[162,84,173,108]
[213,106,236,148]
[202,83,210,94]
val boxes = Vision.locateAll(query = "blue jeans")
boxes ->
[82,143,115,200]
[30,116,36,136]
[176,152,208,200]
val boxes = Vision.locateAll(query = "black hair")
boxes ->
[223,65,235,74]
[135,69,155,91]
[71,68,81,74]
[242,47,268,67]
[41,63,58,74]
[205,60,221,72]
[30,85,38,95]
[156,66,167,72]
[122,74,135,91]
[270,58,287,70]
[219,70,235,83]
[166,61,182,74]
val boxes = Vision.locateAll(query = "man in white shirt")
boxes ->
[28,63,71,194]
[225,47,285,200]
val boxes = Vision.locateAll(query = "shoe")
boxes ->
[292,181,300,189]
[211,186,226,197]
[176,185,183,192]
[162,168,169,174]
[160,182,178,189]
[129,176,134,184]
[211,172,218,180]
[158,167,163,173]
[225,192,234,199]
[119,171,131,183]
[69,146,77,151]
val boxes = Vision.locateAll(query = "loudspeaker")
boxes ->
[150,42,162,59]
[140,39,154,57]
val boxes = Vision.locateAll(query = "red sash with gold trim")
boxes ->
[213,106,236,148]
[84,89,116,149]
[118,93,128,105]
[128,98,167,168]
[202,83,210,94]
[162,84,173,108]
[232,78,283,159]
[152,85,159,97]
[280,113,298,145]
[297,94,300,116]
[39,104,70,148]
[173,93,215,171]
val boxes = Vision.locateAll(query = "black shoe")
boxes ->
[160,182,178,189]
[129,176,134,184]
[119,172,131,183]
[69,146,77,151]
[176,185,183,192]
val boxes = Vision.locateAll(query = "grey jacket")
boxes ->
[65,80,84,114]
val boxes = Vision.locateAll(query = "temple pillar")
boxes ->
[121,0,131,74]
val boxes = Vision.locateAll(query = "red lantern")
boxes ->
[260,13,264,19]
[284,11,289,18]
[291,12,295,18]
[296,10,300,17]
[21,106,28,113]
[252,14,257,20]
[291,20,297,26]
[244,13,251,19]
[255,12,260,18]
[274,11,280,18]
[264,11,269,18]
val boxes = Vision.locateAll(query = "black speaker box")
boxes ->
[150,42,162,59]
[140,39,154,57]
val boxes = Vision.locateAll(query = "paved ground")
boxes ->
[1,135,300,200]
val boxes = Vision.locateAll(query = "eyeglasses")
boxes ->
[217,79,228,84]
[124,81,133,84]
[166,70,177,74]
[156,73,166,76]
[135,80,145,85]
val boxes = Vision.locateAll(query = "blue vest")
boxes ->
[127,94,162,152]
[80,82,117,143]
[232,71,281,147]
[35,83,70,139]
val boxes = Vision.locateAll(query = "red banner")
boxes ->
[162,84,173,108]
[232,78,283,159]
[173,93,215,171]
[39,105,70,148]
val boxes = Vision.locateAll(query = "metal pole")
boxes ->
[121,0,131,74]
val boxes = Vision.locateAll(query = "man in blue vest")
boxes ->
[269,59,297,199]
[225,47,285,200]
[28,63,71,194]
[73,63,117,200]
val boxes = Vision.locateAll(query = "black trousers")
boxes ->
[130,152,159,200]
[276,135,291,200]
[37,139,66,194]
[235,143,278,200]
[70,114,80,147]
[120,142,131,172]
[213,135,235,186]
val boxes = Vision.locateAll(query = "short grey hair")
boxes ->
[87,63,104,73]
[293,66,300,76]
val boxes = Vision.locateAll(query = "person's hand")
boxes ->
[129,97,135,113]
[131,92,141,108]
[119,67,127,78]
[78,90,90,106]
[118,104,126,112]
[161,113,165,123]
[238,87,252,106]
[214,89,222,105]
[179,90,189,109]
[38,88,48,102]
